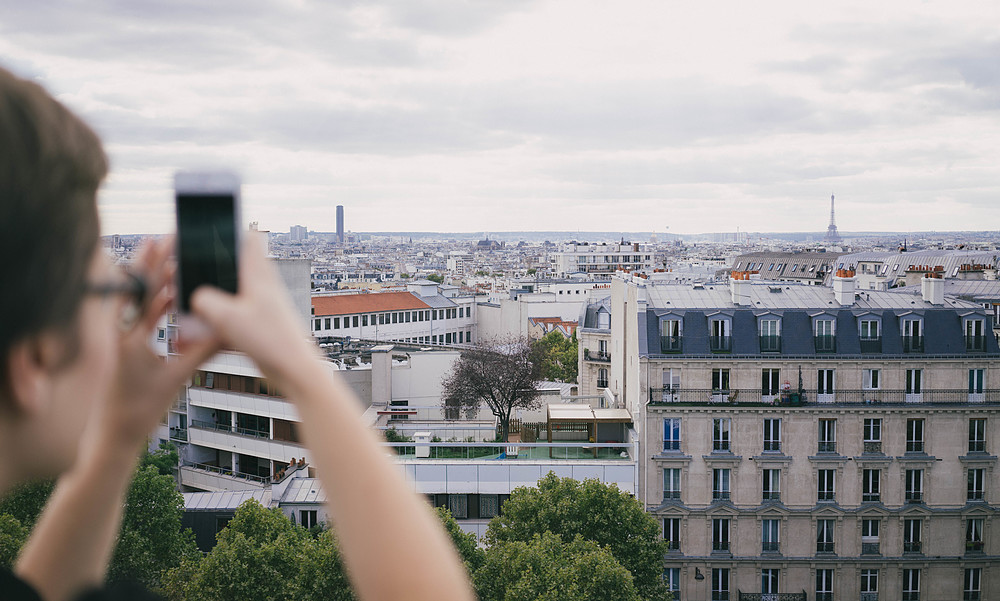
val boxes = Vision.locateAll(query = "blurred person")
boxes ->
[0,66,474,601]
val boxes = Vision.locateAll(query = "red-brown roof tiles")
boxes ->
[312,292,430,316]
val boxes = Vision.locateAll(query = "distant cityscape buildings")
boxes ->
[289,224,307,242]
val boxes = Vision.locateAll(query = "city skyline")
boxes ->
[3,1,998,235]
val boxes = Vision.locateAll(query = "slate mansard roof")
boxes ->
[638,282,998,358]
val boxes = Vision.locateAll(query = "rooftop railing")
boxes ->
[181,461,270,484]
[190,419,271,440]
[384,442,632,461]
[647,388,1000,406]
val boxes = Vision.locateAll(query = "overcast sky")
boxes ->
[3,0,998,235]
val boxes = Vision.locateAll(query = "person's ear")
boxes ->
[5,335,62,417]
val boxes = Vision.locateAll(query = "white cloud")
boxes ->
[2,0,998,234]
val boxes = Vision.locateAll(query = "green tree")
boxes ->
[485,473,669,601]
[139,440,180,477]
[426,273,444,283]
[526,268,537,275]
[531,330,578,383]
[0,479,55,527]
[0,514,28,568]
[435,507,484,575]
[108,466,198,589]
[475,532,641,601]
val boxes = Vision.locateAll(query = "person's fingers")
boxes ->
[239,232,270,292]
[190,285,238,335]
[139,287,172,333]
[167,337,221,384]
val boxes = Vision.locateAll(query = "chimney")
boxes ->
[730,271,751,306]
[832,269,856,306]
[371,345,394,405]
[921,273,944,305]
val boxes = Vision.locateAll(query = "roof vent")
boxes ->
[768,286,782,293]
[692,283,705,290]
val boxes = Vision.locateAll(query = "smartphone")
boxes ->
[174,170,241,331]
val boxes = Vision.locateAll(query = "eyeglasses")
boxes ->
[84,271,148,331]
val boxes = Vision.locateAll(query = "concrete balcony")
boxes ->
[188,422,304,463]
[188,386,299,422]
[179,463,269,492]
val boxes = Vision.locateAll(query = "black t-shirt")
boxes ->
[0,568,163,601]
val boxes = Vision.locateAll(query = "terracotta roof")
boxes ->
[312,292,429,316]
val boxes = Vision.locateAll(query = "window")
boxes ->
[966,319,986,351]
[905,469,923,503]
[663,419,681,451]
[353,315,359,327]
[905,368,923,399]
[761,368,780,397]
[661,319,681,352]
[818,419,836,453]
[904,518,922,553]
[863,368,880,390]
[902,318,923,352]
[156,328,166,340]
[334,316,342,329]
[713,418,731,452]
[861,519,880,554]
[479,495,499,519]
[817,368,835,399]
[759,319,781,351]
[966,518,984,553]
[712,518,730,552]
[379,312,385,325]
[862,469,881,502]
[818,470,835,501]
[968,468,985,501]
[663,568,680,597]
[712,368,730,391]
[597,368,608,388]
[900,568,920,601]
[816,569,834,601]
[713,468,731,500]
[816,519,835,553]
[299,510,319,529]
[763,418,781,452]
[761,519,779,553]
[663,468,681,501]
[969,369,985,399]
[906,419,925,452]
[762,469,780,501]
[814,319,835,352]
[712,568,730,601]
[362,314,368,326]
[859,319,880,338]
[761,568,779,594]
[323,317,331,330]
[964,568,981,601]
[970,418,987,452]
[710,318,731,352]
[663,518,680,551]
[447,494,468,518]
[861,569,878,599]
[392,312,398,324]
[314,318,321,331]
[864,418,882,453]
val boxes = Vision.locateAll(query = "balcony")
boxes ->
[759,335,781,353]
[762,491,780,502]
[817,441,837,453]
[763,441,781,452]
[863,441,883,454]
[862,492,880,503]
[970,441,986,453]
[902,335,924,353]
[584,349,611,363]
[713,490,731,501]
[859,336,882,353]
[761,541,780,553]
[191,419,269,440]
[903,541,921,554]
[712,541,730,553]
[905,491,923,503]
[710,336,732,353]
[389,442,633,461]
[179,462,269,492]
[596,378,609,388]
[816,542,834,554]
[169,426,188,442]
[966,540,984,554]
[861,542,880,555]
[663,490,681,501]
[818,491,835,502]
[660,335,682,353]
[738,594,805,601]
[646,388,1000,407]
[966,335,987,352]
[665,540,680,552]
[814,335,836,353]
[860,593,879,601]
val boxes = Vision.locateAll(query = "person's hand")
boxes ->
[190,233,318,388]
[92,238,220,455]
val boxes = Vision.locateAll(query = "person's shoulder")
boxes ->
[0,568,43,601]
[0,569,164,601]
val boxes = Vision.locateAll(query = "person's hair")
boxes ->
[0,65,108,397]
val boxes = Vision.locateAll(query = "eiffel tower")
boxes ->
[825,194,841,244]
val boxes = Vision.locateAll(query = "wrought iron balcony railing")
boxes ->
[761,541,780,553]
[762,491,780,502]
[814,335,836,353]
[816,542,834,554]
[904,541,922,554]
[817,441,837,453]
[647,388,1000,406]
[710,335,732,353]
[902,335,924,353]
[584,349,611,362]
[660,335,682,353]
[966,335,987,352]
[861,542,880,555]
[759,335,781,353]
[863,441,883,454]
[859,336,882,353]
[712,541,730,552]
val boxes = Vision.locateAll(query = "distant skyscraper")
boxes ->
[336,205,344,245]
[290,224,307,242]
[825,194,841,244]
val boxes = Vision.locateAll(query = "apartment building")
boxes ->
[548,241,655,278]
[311,280,476,346]
[603,271,998,601]
[731,251,840,286]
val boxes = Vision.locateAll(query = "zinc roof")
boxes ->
[278,478,327,504]
[183,490,271,511]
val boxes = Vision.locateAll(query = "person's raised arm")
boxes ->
[16,240,219,601]
[192,235,475,601]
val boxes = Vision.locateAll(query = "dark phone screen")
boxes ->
[176,193,238,312]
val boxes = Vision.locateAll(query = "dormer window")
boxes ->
[966,319,986,352]
[759,318,781,352]
[661,318,682,353]
[859,318,881,353]
[902,318,924,353]
[814,319,836,352]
